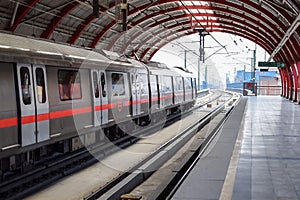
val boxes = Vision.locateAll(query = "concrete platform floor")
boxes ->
[172,96,300,200]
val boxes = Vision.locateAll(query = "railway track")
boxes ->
[150,93,242,200]
[0,90,232,200]
[84,90,239,200]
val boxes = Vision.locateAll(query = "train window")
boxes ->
[36,68,46,103]
[20,67,31,105]
[131,74,136,95]
[150,75,158,94]
[93,72,99,98]
[175,77,183,91]
[193,78,197,91]
[185,78,192,90]
[58,70,82,101]
[138,74,149,95]
[163,76,172,93]
[101,72,106,97]
[111,73,125,96]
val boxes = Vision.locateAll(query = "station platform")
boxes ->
[172,96,300,200]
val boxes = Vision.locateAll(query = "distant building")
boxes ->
[227,69,281,95]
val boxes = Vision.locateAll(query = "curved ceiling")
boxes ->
[0,0,299,64]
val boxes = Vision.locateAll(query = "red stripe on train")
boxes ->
[160,95,173,100]
[37,113,50,122]
[123,101,131,107]
[0,96,182,128]
[95,105,101,111]
[152,97,159,101]
[49,107,92,119]
[23,113,50,124]
[21,115,35,124]
[0,117,18,128]
[131,98,149,105]
[95,104,114,111]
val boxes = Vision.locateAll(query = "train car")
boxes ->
[0,33,112,176]
[146,61,197,116]
[0,32,197,180]
[172,66,198,109]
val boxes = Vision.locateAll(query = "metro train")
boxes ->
[0,33,197,179]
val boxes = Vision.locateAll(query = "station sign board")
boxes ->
[258,62,285,68]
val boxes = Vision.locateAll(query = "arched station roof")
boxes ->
[0,0,299,64]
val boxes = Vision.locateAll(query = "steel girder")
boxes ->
[4,0,300,63]
[94,0,299,63]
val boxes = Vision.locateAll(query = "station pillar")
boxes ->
[296,62,300,103]
[290,64,298,102]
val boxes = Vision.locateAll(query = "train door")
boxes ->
[91,70,101,127]
[130,73,138,117]
[109,72,130,122]
[91,70,108,126]
[149,74,159,112]
[184,77,192,101]
[158,75,165,108]
[193,78,197,99]
[131,73,143,117]
[17,64,50,147]
[162,76,173,107]
[138,73,149,115]
[174,76,184,104]
[100,71,108,124]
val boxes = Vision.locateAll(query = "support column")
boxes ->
[290,64,298,102]
[287,66,294,100]
[279,69,284,97]
[281,68,288,98]
[296,62,300,103]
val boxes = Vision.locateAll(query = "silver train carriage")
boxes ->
[0,33,197,179]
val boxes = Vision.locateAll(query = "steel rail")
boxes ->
[0,90,213,200]
[85,91,235,200]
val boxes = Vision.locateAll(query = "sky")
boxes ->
[152,32,272,88]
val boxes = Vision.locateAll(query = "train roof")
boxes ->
[0,32,110,66]
[0,32,146,70]
[0,33,193,75]
[171,66,197,78]
[144,61,169,69]
[144,61,196,78]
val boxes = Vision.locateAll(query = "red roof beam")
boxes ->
[148,29,281,62]
[139,27,197,60]
[117,5,283,55]
[69,15,95,44]
[145,26,282,62]
[90,2,162,48]
[117,14,190,52]
[41,2,80,39]
[9,0,40,31]
[135,16,281,60]
[138,20,276,59]
[69,1,116,45]
[133,22,191,54]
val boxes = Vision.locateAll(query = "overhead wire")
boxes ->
[127,0,202,57]
[178,0,229,55]
[10,0,226,63]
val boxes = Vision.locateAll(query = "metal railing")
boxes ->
[257,85,282,96]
